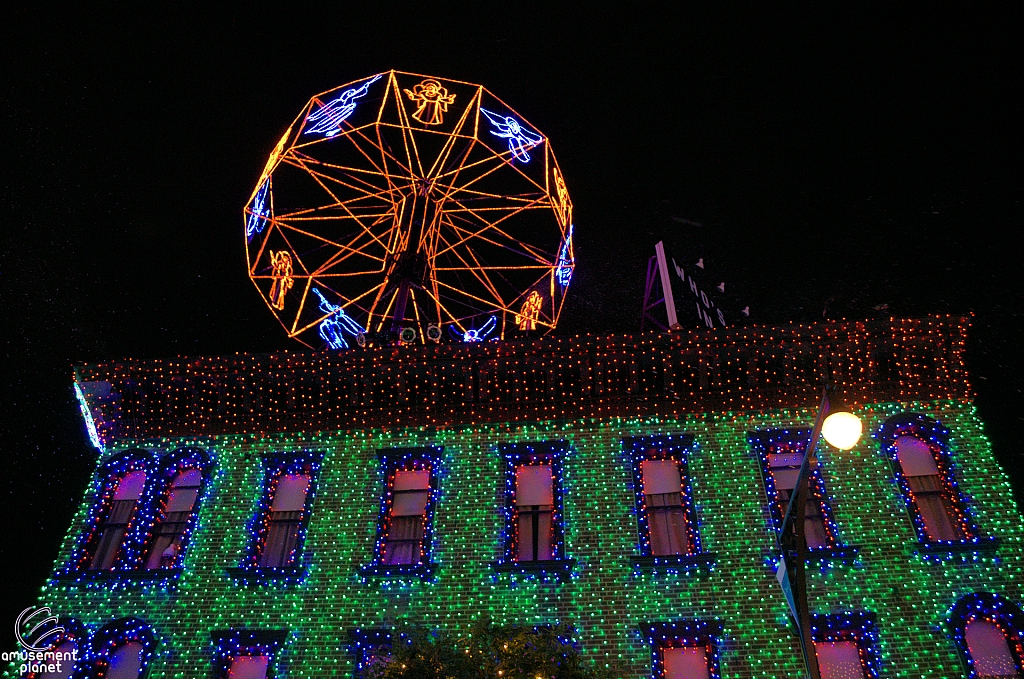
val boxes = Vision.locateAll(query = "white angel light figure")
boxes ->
[304,74,382,138]
[480,108,543,163]
[450,316,497,343]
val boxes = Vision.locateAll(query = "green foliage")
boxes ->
[363,619,622,679]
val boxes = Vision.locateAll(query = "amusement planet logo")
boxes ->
[4,606,78,676]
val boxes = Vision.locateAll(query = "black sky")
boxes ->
[2,7,1021,627]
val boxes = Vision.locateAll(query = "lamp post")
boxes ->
[777,386,862,679]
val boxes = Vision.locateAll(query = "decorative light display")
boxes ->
[82,617,157,679]
[243,70,575,349]
[821,411,863,451]
[625,435,707,567]
[453,315,496,343]
[234,451,323,583]
[74,382,104,451]
[480,108,544,162]
[948,592,1024,678]
[210,629,289,679]
[21,617,87,679]
[643,620,722,679]
[876,413,981,547]
[809,612,882,679]
[749,429,843,553]
[497,441,572,576]
[362,446,442,578]
[348,628,394,676]
[24,316,1024,678]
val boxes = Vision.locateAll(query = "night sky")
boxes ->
[2,8,1021,627]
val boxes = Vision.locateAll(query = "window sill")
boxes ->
[492,558,576,578]
[632,553,716,575]
[225,565,307,586]
[358,563,436,578]
[805,546,858,565]
[54,567,183,585]
[914,536,1000,557]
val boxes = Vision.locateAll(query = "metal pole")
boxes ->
[779,386,831,679]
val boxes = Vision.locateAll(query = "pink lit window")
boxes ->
[144,469,201,569]
[102,641,144,679]
[766,448,831,550]
[642,459,690,556]
[225,655,269,679]
[515,464,553,562]
[965,618,1018,678]
[90,470,147,570]
[259,473,309,568]
[662,645,709,679]
[814,640,865,679]
[383,469,431,565]
[895,436,966,542]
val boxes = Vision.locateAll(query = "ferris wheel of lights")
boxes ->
[244,70,575,350]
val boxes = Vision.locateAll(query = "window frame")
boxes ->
[70,449,156,574]
[749,429,844,554]
[361,446,442,578]
[84,617,158,679]
[627,435,713,572]
[878,414,982,548]
[643,620,722,679]
[210,629,289,679]
[810,612,881,679]
[235,451,323,582]
[21,617,87,679]
[496,441,573,576]
[136,448,212,572]
[948,592,1024,679]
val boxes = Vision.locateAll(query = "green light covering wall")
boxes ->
[17,399,1024,678]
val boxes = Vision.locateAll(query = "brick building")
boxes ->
[20,316,1024,678]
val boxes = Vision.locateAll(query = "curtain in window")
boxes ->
[90,470,146,570]
[383,469,430,565]
[662,645,709,679]
[144,469,201,569]
[814,641,866,679]
[768,452,830,550]
[259,473,308,568]
[895,436,966,541]
[965,618,1019,678]
[642,459,689,556]
[515,464,553,562]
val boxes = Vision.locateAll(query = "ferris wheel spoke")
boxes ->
[437,209,554,264]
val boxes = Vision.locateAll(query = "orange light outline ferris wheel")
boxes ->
[244,70,575,350]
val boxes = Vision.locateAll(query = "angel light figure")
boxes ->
[313,288,365,350]
[269,250,294,310]
[450,316,497,343]
[304,74,382,138]
[246,180,270,242]
[404,79,456,125]
[480,108,544,162]
[515,291,543,331]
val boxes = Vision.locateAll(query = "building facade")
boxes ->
[17,316,1024,678]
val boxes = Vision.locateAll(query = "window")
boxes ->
[627,435,708,568]
[141,449,211,570]
[810,613,880,679]
[22,618,86,679]
[240,452,322,576]
[211,630,288,679]
[949,593,1024,679]
[90,469,147,570]
[365,447,441,576]
[645,621,721,679]
[750,430,840,551]
[498,441,571,573]
[879,414,976,545]
[89,618,157,679]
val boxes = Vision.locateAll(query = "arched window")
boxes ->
[79,451,154,572]
[140,449,211,571]
[878,414,976,544]
[211,629,288,679]
[23,618,86,679]
[87,618,157,679]
[949,593,1024,679]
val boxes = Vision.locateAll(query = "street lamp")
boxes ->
[777,386,862,679]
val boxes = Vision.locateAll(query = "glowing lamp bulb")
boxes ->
[821,411,862,450]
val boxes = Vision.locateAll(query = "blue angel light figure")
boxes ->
[313,288,365,350]
[246,180,270,242]
[555,224,574,288]
[480,108,544,162]
[304,74,382,138]
[449,316,497,343]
